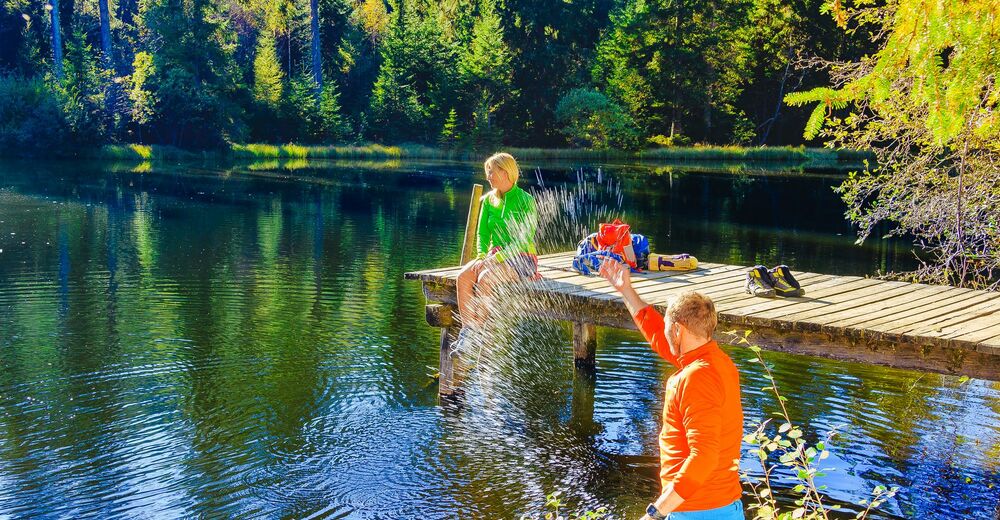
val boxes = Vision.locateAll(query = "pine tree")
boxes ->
[254,34,285,107]
[15,13,45,77]
[367,54,425,142]
[58,29,108,143]
[459,0,514,144]
[290,71,346,142]
[593,0,751,143]
[139,0,246,146]
[438,107,459,148]
[367,2,456,142]
[316,79,345,141]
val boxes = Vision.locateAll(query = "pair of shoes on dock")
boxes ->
[745,265,804,298]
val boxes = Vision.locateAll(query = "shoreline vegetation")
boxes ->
[79,143,871,167]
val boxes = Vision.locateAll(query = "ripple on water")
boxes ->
[1,166,998,519]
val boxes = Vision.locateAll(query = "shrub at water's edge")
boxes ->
[77,142,870,164]
[0,77,70,157]
[226,143,869,163]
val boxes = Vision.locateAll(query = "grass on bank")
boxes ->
[95,144,212,161]
[91,142,872,164]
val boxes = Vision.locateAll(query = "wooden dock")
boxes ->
[406,251,1000,393]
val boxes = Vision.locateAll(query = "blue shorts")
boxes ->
[667,499,743,519]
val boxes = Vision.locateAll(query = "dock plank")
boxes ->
[912,293,1000,333]
[645,272,831,309]
[732,278,884,323]
[780,280,927,325]
[879,292,1000,336]
[835,284,960,329]
[845,293,986,338]
[716,273,856,314]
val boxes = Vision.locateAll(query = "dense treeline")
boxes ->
[0,0,878,154]
[789,0,1000,289]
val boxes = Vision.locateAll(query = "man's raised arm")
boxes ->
[598,260,680,368]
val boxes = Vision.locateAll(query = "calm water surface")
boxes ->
[0,159,997,519]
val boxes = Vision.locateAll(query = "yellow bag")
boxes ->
[648,253,698,271]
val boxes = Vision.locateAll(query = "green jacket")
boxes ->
[476,185,538,261]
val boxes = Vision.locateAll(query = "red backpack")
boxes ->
[596,219,638,269]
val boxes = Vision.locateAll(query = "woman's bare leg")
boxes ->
[456,260,484,327]
[473,262,521,323]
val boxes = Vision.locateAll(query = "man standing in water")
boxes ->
[599,260,744,520]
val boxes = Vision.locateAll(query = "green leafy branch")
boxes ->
[518,491,609,520]
[729,330,900,520]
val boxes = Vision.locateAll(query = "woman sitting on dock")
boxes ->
[456,152,539,329]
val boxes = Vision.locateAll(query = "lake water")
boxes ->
[0,158,997,519]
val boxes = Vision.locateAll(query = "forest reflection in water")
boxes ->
[0,158,995,519]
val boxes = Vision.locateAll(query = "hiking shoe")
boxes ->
[745,265,776,298]
[452,326,475,356]
[769,265,805,297]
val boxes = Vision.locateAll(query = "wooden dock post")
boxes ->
[573,322,597,369]
[439,325,460,396]
[570,366,599,437]
[460,184,484,265]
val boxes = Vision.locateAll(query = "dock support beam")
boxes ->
[570,366,599,437]
[438,325,461,397]
[426,303,463,397]
[573,322,597,369]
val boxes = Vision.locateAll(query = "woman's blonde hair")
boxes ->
[485,152,520,205]
[485,152,520,183]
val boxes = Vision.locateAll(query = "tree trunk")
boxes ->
[704,86,712,139]
[759,57,792,146]
[98,0,112,62]
[98,0,117,118]
[50,0,64,79]
[669,0,683,138]
[310,0,322,96]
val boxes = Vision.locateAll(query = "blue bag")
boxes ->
[572,250,625,275]
[572,232,651,275]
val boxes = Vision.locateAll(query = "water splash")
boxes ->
[446,167,629,515]
[532,167,624,257]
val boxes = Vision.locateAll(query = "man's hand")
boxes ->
[598,257,632,293]
[598,257,649,316]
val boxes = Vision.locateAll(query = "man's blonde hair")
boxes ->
[666,291,718,339]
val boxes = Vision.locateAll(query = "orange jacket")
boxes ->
[634,306,744,512]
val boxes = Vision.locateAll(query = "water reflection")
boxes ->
[0,159,996,519]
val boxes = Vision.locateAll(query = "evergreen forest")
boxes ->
[0,0,881,154]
